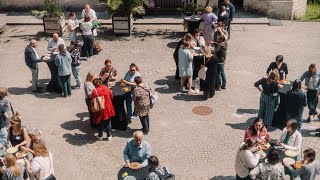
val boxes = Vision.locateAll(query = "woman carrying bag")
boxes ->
[201,46,218,100]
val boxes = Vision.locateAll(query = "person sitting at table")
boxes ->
[24,141,54,180]
[132,77,151,135]
[173,33,193,80]
[81,2,97,21]
[192,29,205,47]
[68,12,79,42]
[25,39,48,93]
[69,41,82,89]
[91,79,115,141]
[120,63,140,119]
[218,6,229,30]
[47,33,66,53]
[1,153,25,179]
[249,149,285,180]
[300,63,320,122]
[284,148,320,180]
[286,79,307,132]
[202,46,218,100]
[99,59,118,85]
[123,131,151,170]
[84,72,97,128]
[80,16,94,61]
[277,120,302,160]
[147,156,172,180]
[179,41,196,94]
[8,112,29,149]
[55,44,72,97]
[200,6,218,45]
[266,55,288,81]
[21,128,47,156]
[235,138,260,180]
[254,69,282,127]
[244,117,271,143]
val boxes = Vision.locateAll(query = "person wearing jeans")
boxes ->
[0,104,8,148]
[69,41,82,89]
[132,77,151,134]
[300,64,320,122]
[97,118,112,138]
[215,35,228,90]
[80,16,93,61]
[55,44,72,97]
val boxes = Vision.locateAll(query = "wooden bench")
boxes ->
[147,0,184,16]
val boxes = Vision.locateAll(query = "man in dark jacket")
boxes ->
[24,39,47,93]
[215,35,228,90]
[220,0,235,40]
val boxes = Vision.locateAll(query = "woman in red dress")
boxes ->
[91,79,115,141]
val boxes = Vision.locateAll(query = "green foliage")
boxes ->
[297,3,320,21]
[99,0,148,17]
[32,0,64,18]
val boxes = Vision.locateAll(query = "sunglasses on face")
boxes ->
[130,70,136,72]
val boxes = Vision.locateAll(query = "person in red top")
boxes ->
[91,79,115,141]
[244,117,271,143]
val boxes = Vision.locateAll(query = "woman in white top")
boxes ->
[277,119,302,159]
[81,3,97,21]
[68,12,78,42]
[84,72,97,128]
[80,16,94,61]
[24,141,54,180]
[235,138,260,180]
[192,29,205,47]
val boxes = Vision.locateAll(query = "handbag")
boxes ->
[91,89,105,112]
[142,84,158,109]
[198,56,211,80]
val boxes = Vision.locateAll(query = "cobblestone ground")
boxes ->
[0,22,320,180]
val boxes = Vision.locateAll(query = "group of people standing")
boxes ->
[0,88,55,180]
[173,0,233,99]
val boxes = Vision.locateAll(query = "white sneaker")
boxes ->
[187,89,197,94]
[194,89,200,94]
[86,57,91,61]
[130,116,137,119]
[97,136,104,141]
[107,135,112,141]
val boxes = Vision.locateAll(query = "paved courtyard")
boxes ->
[0,22,320,180]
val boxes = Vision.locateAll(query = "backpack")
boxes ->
[143,84,158,109]
[153,167,175,180]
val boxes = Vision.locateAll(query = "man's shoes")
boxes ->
[221,84,226,90]
[32,89,42,93]
[307,116,312,123]
[71,85,81,89]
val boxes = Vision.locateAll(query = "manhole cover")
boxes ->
[192,106,213,116]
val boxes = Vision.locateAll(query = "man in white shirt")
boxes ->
[47,33,66,53]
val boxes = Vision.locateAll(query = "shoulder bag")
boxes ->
[198,56,211,80]
[142,84,158,109]
[153,167,175,180]
[91,89,105,112]
[44,154,56,180]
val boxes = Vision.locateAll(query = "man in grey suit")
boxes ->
[24,39,48,93]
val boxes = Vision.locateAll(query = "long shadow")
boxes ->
[167,41,177,49]
[301,128,320,138]
[225,117,257,131]
[210,176,235,180]
[173,93,204,102]
[8,87,61,99]
[154,76,180,94]
[236,108,258,115]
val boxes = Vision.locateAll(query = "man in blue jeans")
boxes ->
[0,104,8,148]
[215,35,228,90]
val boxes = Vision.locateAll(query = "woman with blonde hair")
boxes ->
[201,6,218,45]
[2,154,25,180]
[8,112,29,149]
[84,72,97,128]
[0,87,14,128]
[24,142,54,180]
[254,70,282,127]
[55,44,72,97]
[202,46,218,100]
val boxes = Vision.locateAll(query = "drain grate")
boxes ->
[192,106,213,116]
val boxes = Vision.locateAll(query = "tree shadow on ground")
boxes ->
[210,176,235,180]
[154,76,180,94]
[236,108,258,115]
[8,86,61,99]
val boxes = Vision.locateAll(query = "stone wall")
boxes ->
[0,0,103,11]
[292,0,307,18]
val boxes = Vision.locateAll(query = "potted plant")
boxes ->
[99,0,148,35]
[32,0,65,35]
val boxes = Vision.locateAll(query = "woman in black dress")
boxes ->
[202,46,218,100]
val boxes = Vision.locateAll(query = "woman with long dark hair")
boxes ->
[300,64,320,122]
[244,117,271,143]
[254,69,282,127]
[286,79,307,131]
[147,156,171,180]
